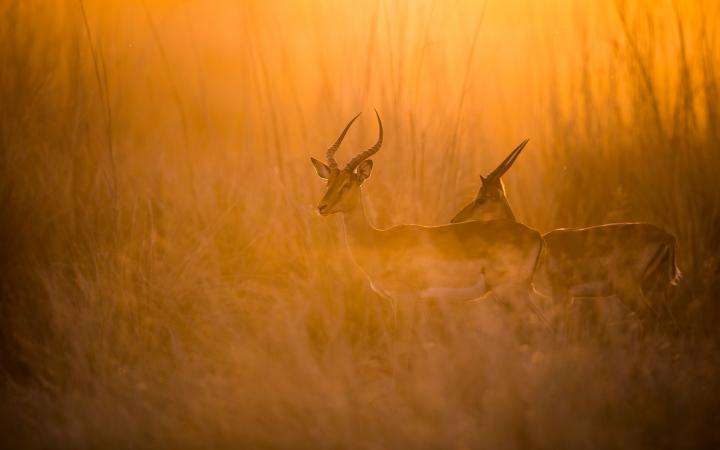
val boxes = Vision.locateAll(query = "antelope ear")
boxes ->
[356,160,373,183]
[311,157,331,179]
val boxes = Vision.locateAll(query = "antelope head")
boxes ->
[311,111,383,215]
[450,139,529,223]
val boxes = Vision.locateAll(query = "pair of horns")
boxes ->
[483,139,529,183]
[326,110,383,171]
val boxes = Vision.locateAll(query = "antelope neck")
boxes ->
[340,191,379,248]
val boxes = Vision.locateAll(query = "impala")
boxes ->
[450,140,681,318]
[311,112,543,309]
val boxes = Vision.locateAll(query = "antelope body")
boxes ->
[450,140,681,314]
[311,112,543,305]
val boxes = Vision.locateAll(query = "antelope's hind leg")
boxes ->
[546,288,576,338]
[642,277,679,333]
[613,284,655,336]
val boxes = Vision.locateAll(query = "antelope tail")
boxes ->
[532,237,545,280]
[529,234,546,291]
[644,235,682,287]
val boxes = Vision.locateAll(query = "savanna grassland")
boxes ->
[1,0,719,448]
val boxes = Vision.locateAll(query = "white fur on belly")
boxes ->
[418,276,487,301]
[569,281,612,297]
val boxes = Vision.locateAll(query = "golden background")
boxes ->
[0,0,718,447]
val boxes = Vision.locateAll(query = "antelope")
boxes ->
[310,112,544,313]
[450,140,681,321]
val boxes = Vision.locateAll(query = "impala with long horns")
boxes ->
[450,140,681,315]
[311,111,543,305]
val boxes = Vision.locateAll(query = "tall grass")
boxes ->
[1,0,719,448]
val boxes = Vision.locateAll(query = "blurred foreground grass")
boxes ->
[1,0,719,448]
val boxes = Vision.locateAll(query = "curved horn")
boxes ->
[346,109,383,171]
[327,112,362,169]
[485,138,529,182]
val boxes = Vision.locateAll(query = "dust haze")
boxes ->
[1,0,719,448]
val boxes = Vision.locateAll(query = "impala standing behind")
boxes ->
[451,140,681,322]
